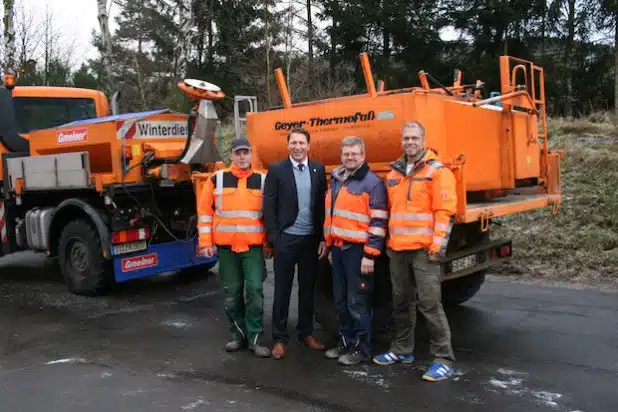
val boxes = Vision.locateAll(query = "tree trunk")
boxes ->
[3,0,15,76]
[264,1,272,107]
[382,29,390,59]
[564,0,576,118]
[43,7,51,86]
[614,17,618,122]
[614,16,618,125]
[96,0,114,95]
[134,54,147,110]
[207,0,214,72]
[330,15,337,79]
[381,0,390,88]
[286,5,293,85]
[195,2,205,66]
[307,0,313,79]
[176,0,194,79]
[540,0,546,59]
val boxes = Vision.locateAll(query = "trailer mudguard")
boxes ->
[50,199,111,259]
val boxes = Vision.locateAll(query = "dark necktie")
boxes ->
[298,164,305,172]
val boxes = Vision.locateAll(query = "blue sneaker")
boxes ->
[372,351,414,365]
[422,362,453,381]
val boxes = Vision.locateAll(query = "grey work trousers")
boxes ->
[388,248,455,364]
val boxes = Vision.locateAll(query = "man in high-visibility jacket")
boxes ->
[373,121,457,382]
[196,138,272,358]
[323,136,388,366]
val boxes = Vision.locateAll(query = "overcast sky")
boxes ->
[13,0,120,66]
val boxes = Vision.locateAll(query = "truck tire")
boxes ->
[441,271,486,307]
[58,219,112,296]
[440,222,490,307]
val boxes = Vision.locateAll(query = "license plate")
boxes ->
[452,254,477,272]
[111,240,148,256]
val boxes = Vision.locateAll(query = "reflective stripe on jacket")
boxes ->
[385,149,457,255]
[324,162,388,259]
[196,165,267,253]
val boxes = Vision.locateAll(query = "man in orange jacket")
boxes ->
[196,138,272,358]
[323,136,388,365]
[373,121,457,382]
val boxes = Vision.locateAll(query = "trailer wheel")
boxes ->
[441,271,486,307]
[58,219,111,296]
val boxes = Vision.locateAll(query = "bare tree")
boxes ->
[14,1,42,72]
[40,6,71,85]
[97,0,114,93]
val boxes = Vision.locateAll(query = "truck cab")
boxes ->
[10,86,110,135]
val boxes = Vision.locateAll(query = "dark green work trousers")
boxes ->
[388,248,456,364]
[217,246,266,345]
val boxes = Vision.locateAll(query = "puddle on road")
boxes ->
[160,319,191,329]
[451,369,467,382]
[341,363,470,388]
[181,398,207,410]
[45,357,88,365]
[484,368,578,410]
[342,365,390,389]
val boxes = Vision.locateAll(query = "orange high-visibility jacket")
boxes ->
[196,165,267,253]
[385,149,457,255]
[324,163,389,259]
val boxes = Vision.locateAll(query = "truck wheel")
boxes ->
[441,271,486,307]
[440,222,489,307]
[58,219,111,296]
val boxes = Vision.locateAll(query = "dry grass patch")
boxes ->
[493,112,618,287]
[215,123,237,163]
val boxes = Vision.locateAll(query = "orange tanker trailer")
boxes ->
[236,52,562,310]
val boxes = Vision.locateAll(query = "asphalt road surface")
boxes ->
[0,251,616,412]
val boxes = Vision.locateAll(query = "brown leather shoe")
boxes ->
[271,343,287,359]
[302,336,325,351]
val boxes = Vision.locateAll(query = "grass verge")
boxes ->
[492,112,618,288]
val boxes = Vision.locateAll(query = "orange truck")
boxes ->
[0,76,224,295]
[235,53,563,310]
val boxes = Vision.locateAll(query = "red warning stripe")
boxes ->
[0,201,6,244]
[116,119,137,140]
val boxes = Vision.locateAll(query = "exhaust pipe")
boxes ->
[111,90,121,115]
